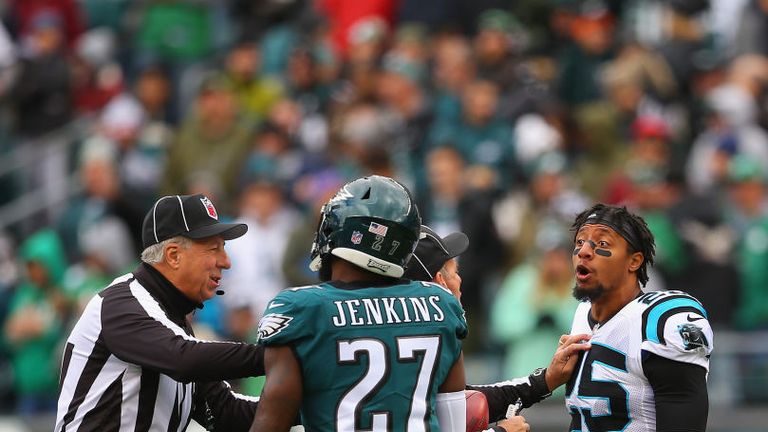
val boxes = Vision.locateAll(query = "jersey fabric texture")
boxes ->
[565,290,714,432]
[257,279,467,432]
[55,263,262,432]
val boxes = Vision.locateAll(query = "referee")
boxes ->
[55,194,263,431]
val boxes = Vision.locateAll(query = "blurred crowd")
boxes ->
[1,0,768,419]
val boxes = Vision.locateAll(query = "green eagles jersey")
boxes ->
[257,280,468,432]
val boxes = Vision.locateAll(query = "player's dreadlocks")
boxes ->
[571,203,656,287]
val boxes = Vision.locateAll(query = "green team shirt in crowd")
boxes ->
[257,279,468,432]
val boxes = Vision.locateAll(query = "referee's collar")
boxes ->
[138,263,202,316]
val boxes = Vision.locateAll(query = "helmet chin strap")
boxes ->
[309,255,322,272]
[319,254,334,282]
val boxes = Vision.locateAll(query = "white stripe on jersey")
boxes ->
[74,354,132,431]
[119,363,142,431]
[131,281,198,341]
[55,295,103,430]
[130,281,240,345]
[223,380,261,403]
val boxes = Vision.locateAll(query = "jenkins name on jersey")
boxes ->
[257,279,467,432]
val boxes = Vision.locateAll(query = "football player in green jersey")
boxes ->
[250,175,477,432]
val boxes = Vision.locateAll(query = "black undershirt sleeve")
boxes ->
[642,350,708,432]
[466,368,552,422]
[192,381,258,431]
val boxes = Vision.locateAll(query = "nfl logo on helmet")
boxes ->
[351,231,363,244]
[200,197,219,220]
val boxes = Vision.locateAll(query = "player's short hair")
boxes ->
[571,204,656,286]
[140,236,191,264]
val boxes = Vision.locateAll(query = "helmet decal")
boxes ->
[328,186,354,204]
[368,222,389,236]
[366,259,391,272]
[351,231,363,244]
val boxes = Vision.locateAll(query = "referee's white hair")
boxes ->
[141,236,191,264]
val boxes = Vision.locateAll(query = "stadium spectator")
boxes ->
[281,169,346,287]
[491,231,578,386]
[6,0,84,52]
[419,146,506,352]
[220,41,284,122]
[162,76,255,210]
[220,180,300,326]
[725,156,768,330]
[8,9,74,225]
[3,229,68,417]
[429,79,518,188]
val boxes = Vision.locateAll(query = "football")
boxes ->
[465,390,489,432]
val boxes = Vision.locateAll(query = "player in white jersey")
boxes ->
[566,204,713,432]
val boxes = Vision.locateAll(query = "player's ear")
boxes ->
[628,252,643,273]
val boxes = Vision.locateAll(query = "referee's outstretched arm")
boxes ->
[99,284,264,383]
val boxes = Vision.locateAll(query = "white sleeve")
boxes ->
[436,391,466,432]
[640,307,713,371]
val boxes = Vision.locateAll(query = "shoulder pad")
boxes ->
[638,291,713,368]
[288,284,323,292]
[637,290,707,345]
[257,290,305,345]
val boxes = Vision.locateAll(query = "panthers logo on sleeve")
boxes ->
[257,313,293,340]
[638,290,713,368]
[677,323,709,351]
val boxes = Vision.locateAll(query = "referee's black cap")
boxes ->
[141,194,248,249]
[404,225,469,281]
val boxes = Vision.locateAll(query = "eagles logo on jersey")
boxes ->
[257,313,293,340]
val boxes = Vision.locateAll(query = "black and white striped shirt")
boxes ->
[55,263,264,431]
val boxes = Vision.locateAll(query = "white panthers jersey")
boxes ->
[565,290,713,432]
